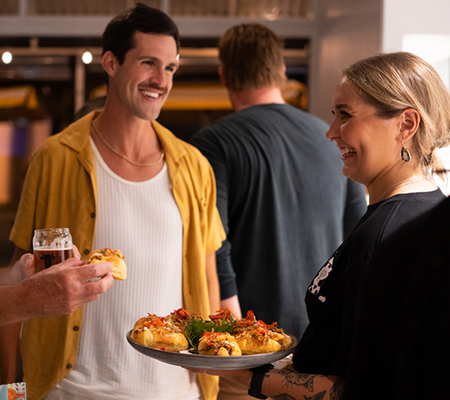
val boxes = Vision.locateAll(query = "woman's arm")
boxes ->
[189,367,344,400]
[259,369,344,400]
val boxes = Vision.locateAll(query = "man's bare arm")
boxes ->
[205,252,220,313]
[0,247,113,382]
[220,294,242,318]
[0,246,27,383]
[0,258,114,325]
[0,245,82,287]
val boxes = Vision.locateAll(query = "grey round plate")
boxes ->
[126,330,298,370]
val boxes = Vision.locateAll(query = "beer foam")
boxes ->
[34,245,72,250]
[33,228,72,251]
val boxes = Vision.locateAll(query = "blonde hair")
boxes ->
[343,52,450,177]
[218,23,286,92]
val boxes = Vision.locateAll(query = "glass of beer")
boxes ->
[33,228,73,273]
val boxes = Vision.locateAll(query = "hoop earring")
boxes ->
[401,147,411,162]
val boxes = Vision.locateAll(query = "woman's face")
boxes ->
[326,78,403,188]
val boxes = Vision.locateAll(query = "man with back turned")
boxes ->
[190,23,367,399]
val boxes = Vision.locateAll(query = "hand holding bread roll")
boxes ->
[88,247,127,280]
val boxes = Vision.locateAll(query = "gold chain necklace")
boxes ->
[91,122,164,167]
[377,176,423,203]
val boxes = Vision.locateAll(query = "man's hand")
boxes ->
[18,258,113,319]
[8,244,82,285]
[8,253,34,285]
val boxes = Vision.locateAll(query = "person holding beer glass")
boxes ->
[0,247,113,325]
[187,52,450,399]
[0,227,113,378]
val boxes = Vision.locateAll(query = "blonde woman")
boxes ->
[188,52,450,399]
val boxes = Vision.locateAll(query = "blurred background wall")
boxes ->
[0,0,449,266]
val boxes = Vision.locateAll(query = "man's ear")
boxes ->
[399,108,421,143]
[102,51,118,78]
[218,66,227,87]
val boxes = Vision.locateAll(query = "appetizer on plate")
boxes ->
[130,314,189,352]
[166,308,203,332]
[208,307,240,326]
[198,331,242,356]
[130,307,292,356]
[184,308,235,353]
[233,310,293,355]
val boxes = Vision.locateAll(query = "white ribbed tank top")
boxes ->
[47,139,202,400]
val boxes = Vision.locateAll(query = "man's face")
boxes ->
[109,31,179,121]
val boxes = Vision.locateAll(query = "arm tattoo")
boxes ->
[273,370,344,400]
[303,392,326,400]
[277,370,315,391]
[330,377,345,400]
[272,394,326,400]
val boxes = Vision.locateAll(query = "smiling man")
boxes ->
[3,4,224,400]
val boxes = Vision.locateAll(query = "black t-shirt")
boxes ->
[293,189,445,375]
[344,195,450,400]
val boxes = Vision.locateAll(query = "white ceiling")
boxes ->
[0,0,311,18]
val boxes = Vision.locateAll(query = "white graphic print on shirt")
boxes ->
[308,256,334,302]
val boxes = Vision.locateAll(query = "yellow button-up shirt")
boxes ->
[10,111,225,400]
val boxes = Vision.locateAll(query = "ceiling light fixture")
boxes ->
[2,51,13,64]
[82,51,93,64]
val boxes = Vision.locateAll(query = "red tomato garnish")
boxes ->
[175,308,189,319]
[209,307,231,320]
[257,320,267,335]
[143,316,167,327]
[245,310,256,322]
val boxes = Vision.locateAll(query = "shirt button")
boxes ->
[66,364,72,369]
[90,212,95,218]
[84,249,89,255]
[73,326,79,331]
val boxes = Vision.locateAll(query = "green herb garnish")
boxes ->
[185,318,234,353]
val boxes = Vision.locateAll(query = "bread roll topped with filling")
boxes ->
[233,310,292,355]
[130,314,189,352]
[198,331,242,356]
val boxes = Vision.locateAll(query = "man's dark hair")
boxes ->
[102,3,180,64]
